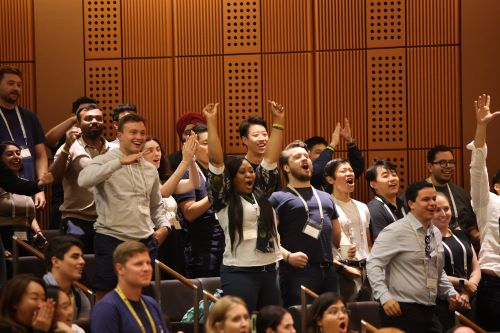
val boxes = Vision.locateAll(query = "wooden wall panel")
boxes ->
[261,0,313,52]
[0,0,34,62]
[223,55,261,153]
[367,48,406,149]
[262,53,314,146]
[122,0,172,58]
[174,0,222,56]
[85,60,122,139]
[316,51,367,150]
[366,0,405,48]
[315,0,365,50]
[123,59,175,152]
[223,0,261,54]
[407,46,461,148]
[408,148,463,185]
[174,56,224,146]
[0,62,37,113]
[84,0,121,59]
[407,0,460,46]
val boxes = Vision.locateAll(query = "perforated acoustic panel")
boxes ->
[366,0,405,48]
[84,0,121,59]
[223,0,260,54]
[367,48,406,149]
[224,55,262,154]
[85,60,122,139]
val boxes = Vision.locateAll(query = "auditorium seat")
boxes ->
[347,301,381,332]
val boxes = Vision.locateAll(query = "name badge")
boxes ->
[138,204,150,216]
[14,231,28,241]
[427,278,437,290]
[302,219,321,239]
[243,229,257,240]
[20,148,31,159]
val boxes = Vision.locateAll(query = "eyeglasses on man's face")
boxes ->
[432,160,456,168]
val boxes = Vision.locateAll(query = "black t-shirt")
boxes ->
[442,230,473,279]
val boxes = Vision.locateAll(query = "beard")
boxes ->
[1,92,19,105]
[290,167,311,182]
[83,126,103,140]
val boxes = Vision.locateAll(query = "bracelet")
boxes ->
[326,145,335,152]
[272,123,284,130]
[284,251,290,263]
[61,147,70,155]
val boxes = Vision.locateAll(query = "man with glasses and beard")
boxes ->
[422,145,480,248]
[367,181,467,333]
[49,105,111,253]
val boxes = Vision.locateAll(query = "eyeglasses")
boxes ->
[325,307,350,316]
[432,160,456,168]
[424,234,431,258]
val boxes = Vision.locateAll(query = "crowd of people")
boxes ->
[0,63,499,333]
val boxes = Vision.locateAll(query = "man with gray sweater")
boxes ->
[78,113,170,300]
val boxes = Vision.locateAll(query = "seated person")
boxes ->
[46,285,86,333]
[306,292,349,333]
[205,296,249,333]
[256,305,295,333]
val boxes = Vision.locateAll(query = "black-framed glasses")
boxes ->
[424,234,431,258]
[432,160,456,168]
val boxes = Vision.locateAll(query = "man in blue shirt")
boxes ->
[91,240,169,333]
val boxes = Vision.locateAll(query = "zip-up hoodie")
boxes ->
[78,148,170,240]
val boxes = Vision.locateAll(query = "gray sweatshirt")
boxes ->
[78,148,170,241]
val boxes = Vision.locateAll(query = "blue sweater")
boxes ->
[91,290,169,333]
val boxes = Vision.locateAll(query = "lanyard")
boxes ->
[426,178,459,222]
[374,196,406,222]
[115,287,157,333]
[442,230,468,276]
[287,185,324,223]
[251,193,260,221]
[0,106,28,146]
[408,216,436,275]
[195,162,206,182]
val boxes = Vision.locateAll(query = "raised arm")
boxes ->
[311,123,340,189]
[44,115,77,148]
[49,126,81,183]
[473,94,500,148]
[262,100,285,165]
[203,103,223,168]
[340,118,364,178]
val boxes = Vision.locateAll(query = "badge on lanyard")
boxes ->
[302,218,322,239]
[426,278,437,290]
[20,148,31,159]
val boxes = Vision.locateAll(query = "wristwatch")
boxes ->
[458,278,465,290]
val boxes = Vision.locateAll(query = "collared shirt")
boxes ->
[367,195,405,240]
[467,142,500,276]
[57,136,110,221]
[367,213,457,306]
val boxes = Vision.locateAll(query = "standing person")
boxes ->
[142,135,199,276]
[0,274,55,333]
[367,181,466,333]
[0,66,48,208]
[432,193,480,332]
[108,103,138,148]
[0,142,47,253]
[205,101,284,312]
[49,105,111,253]
[175,122,225,278]
[90,241,169,333]
[366,160,405,240]
[169,112,206,171]
[78,113,170,300]
[324,158,372,302]
[269,140,341,307]
[43,236,91,323]
[467,94,500,332]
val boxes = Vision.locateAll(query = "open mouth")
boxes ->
[346,177,354,185]
[339,321,347,333]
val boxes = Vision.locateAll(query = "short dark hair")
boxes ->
[239,116,268,138]
[112,103,137,122]
[71,96,99,114]
[75,103,100,122]
[279,140,308,182]
[304,136,327,152]
[366,160,397,194]
[405,181,434,204]
[256,305,289,333]
[192,123,208,135]
[323,158,349,180]
[307,292,344,333]
[427,145,453,163]
[113,240,149,266]
[117,113,145,132]
[0,65,22,82]
[44,235,83,271]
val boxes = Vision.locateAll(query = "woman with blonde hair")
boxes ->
[206,296,249,333]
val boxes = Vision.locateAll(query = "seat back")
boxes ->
[8,255,46,278]
[347,301,381,332]
[159,279,201,322]
[196,277,221,295]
